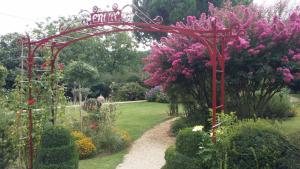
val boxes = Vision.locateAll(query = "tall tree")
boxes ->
[64,61,98,130]
[132,0,252,42]
[64,61,99,96]
[0,33,23,89]
[144,3,300,126]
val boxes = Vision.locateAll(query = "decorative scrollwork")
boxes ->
[153,16,163,24]
[59,22,75,33]
[112,3,118,11]
[80,3,164,25]
[93,6,99,13]
[81,3,122,25]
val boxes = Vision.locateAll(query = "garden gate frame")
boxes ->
[21,3,242,169]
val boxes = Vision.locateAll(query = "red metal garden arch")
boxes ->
[22,3,242,169]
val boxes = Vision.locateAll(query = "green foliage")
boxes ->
[176,127,205,157]
[114,82,146,101]
[288,130,300,150]
[0,64,8,87]
[168,91,179,116]
[260,92,294,119]
[0,112,17,169]
[82,98,100,112]
[82,103,131,153]
[221,120,300,169]
[40,126,72,148]
[167,116,300,169]
[290,79,300,92]
[64,61,98,88]
[162,145,201,169]
[58,31,142,75]
[90,83,111,98]
[0,33,22,89]
[95,127,129,153]
[35,126,79,169]
[183,101,210,129]
[171,118,189,135]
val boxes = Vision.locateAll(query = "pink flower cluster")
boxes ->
[144,3,300,88]
[144,33,209,88]
[277,67,294,83]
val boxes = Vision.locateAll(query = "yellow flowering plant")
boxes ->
[71,131,96,159]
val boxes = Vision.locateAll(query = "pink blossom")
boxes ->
[281,56,289,63]
[292,54,300,61]
[255,44,265,50]
[172,59,181,69]
[238,37,250,49]
[277,67,283,72]
[277,68,294,84]
[283,75,293,83]
[248,48,260,56]
[143,3,300,88]
[227,41,234,46]
[290,12,298,21]
[288,49,295,55]
[175,52,184,58]
[205,61,212,67]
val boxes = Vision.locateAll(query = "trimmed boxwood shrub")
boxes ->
[224,120,300,169]
[176,127,204,157]
[171,118,190,135]
[162,146,200,169]
[34,126,79,169]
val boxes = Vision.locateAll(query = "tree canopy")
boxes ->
[0,33,22,88]
[144,2,300,125]
[132,0,252,41]
[64,61,99,88]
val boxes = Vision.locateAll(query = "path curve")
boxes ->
[116,118,176,169]
[290,96,300,103]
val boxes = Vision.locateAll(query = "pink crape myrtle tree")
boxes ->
[144,2,300,126]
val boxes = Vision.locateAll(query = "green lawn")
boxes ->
[78,102,169,169]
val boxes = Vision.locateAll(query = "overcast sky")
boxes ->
[0,0,299,35]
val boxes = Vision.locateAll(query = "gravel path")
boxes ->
[290,96,300,103]
[116,118,176,169]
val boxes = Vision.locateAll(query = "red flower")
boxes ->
[58,63,64,71]
[27,99,36,106]
[89,122,97,129]
[41,62,47,70]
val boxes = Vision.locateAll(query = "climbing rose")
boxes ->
[58,63,64,70]
[27,99,36,106]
